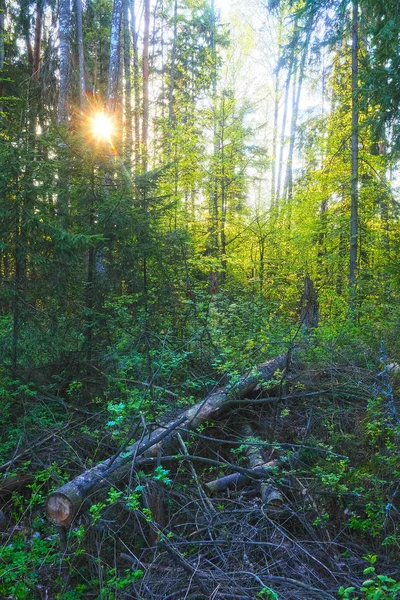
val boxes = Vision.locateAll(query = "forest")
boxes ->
[0,0,400,598]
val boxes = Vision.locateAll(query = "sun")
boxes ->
[90,111,114,141]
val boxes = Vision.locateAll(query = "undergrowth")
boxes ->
[0,324,399,598]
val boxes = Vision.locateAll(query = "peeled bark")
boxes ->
[46,354,287,526]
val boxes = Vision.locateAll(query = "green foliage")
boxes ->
[257,587,279,599]
[338,555,400,599]
[1,0,400,597]
[0,534,59,599]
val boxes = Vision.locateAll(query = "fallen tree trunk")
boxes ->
[46,353,287,526]
[205,461,279,493]
[205,423,284,510]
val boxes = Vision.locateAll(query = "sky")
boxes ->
[215,0,233,18]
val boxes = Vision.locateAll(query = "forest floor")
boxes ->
[0,343,400,599]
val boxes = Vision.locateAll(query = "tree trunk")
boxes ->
[209,0,219,290]
[0,0,5,112]
[46,353,287,526]
[283,19,312,202]
[123,0,132,169]
[271,67,279,208]
[0,0,4,71]
[206,422,281,495]
[142,0,150,171]
[130,0,140,170]
[75,0,85,108]
[300,274,319,329]
[220,93,227,283]
[107,0,124,112]
[270,9,284,208]
[275,47,295,202]
[168,0,178,125]
[33,0,44,80]
[23,9,34,75]
[349,0,359,295]
[57,0,71,125]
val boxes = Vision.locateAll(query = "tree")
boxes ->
[75,0,86,107]
[57,0,71,124]
[349,0,358,295]
[107,0,124,112]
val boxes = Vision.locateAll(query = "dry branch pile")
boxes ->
[39,349,396,600]
[46,353,288,526]
[1,341,398,600]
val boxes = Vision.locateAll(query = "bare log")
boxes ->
[205,423,284,508]
[205,461,279,494]
[46,354,287,526]
[242,423,284,508]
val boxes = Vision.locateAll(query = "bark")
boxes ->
[123,0,132,168]
[300,274,319,329]
[84,168,96,364]
[130,0,140,170]
[107,0,124,112]
[168,0,178,125]
[0,0,5,113]
[22,8,34,74]
[270,7,283,207]
[57,0,71,125]
[46,354,287,526]
[206,423,284,508]
[349,0,359,293]
[33,0,44,79]
[0,0,4,72]
[283,19,312,202]
[12,189,23,378]
[75,0,85,108]
[275,47,295,202]
[220,93,227,283]
[209,0,219,288]
[142,0,150,170]
[206,461,279,494]
[271,68,279,208]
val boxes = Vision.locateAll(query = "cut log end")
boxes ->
[46,493,76,527]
